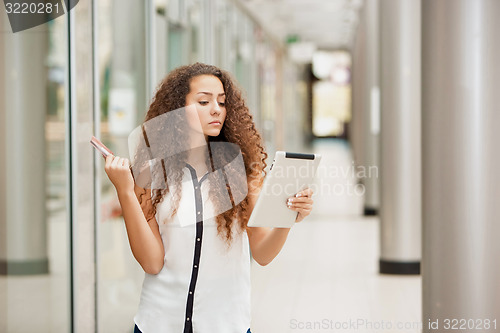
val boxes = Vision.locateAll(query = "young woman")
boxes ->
[104,63,314,333]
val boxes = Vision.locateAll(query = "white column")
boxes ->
[422,0,500,327]
[349,0,367,186]
[0,17,48,275]
[379,0,421,274]
[362,0,380,216]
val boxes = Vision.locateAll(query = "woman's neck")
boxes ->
[186,133,209,171]
[189,129,208,149]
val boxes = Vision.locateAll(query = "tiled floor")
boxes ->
[0,209,71,333]
[250,217,421,333]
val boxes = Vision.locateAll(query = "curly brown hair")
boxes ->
[133,62,267,244]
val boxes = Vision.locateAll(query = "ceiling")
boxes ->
[238,0,364,51]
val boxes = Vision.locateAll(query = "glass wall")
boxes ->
[71,2,97,330]
[0,9,71,333]
[96,0,148,332]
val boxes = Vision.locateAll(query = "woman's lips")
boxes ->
[209,121,221,125]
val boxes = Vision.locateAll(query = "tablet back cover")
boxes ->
[247,151,321,228]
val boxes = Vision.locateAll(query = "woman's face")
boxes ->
[185,75,226,139]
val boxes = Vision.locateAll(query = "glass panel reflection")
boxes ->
[97,1,147,332]
[0,16,71,333]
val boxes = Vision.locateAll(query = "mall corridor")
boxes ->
[1,0,499,332]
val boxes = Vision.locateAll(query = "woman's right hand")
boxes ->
[104,155,135,195]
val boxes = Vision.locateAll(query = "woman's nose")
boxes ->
[212,101,221,114]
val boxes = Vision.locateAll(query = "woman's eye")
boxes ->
[199,101,209,106]
[218,102,225,107]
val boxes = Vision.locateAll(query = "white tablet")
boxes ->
[247,151,321,228]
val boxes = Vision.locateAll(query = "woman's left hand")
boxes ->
[286,188,314,223]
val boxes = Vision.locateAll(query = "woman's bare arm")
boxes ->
[246,225,291,266]
[105,155,165,275]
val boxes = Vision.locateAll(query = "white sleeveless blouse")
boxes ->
[133,164,251,333]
